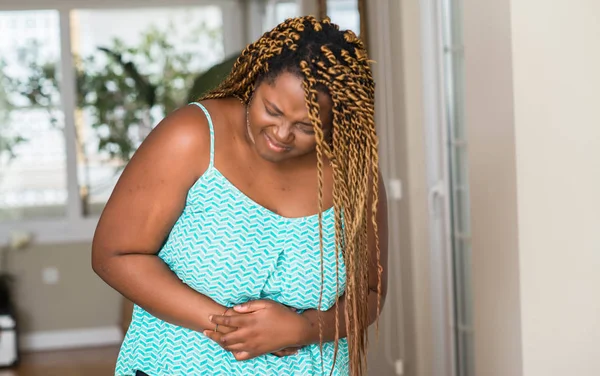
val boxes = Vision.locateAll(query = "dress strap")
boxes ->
[188,102,215,168]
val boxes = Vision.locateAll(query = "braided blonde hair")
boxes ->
[201,16,381,375]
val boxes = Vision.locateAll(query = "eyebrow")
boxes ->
[264,99,312,126]
[264,99,284,115]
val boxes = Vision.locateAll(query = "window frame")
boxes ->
[0,0,240,244]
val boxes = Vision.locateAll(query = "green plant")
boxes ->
[0,62,26,164]
[187,53,238,102]
[0,62,27,188]
[2,22,235,162]
[0,22,237,210]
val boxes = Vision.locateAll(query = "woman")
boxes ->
[92,16,388,376]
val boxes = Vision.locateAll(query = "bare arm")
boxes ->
[298,172,389,345]
[92,104,226,333]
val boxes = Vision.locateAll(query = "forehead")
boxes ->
[258,71,332,112]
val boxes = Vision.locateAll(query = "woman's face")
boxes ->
[246,71,333,164]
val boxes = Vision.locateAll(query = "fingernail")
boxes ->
[203,331,208,336]
[209,315,214,321]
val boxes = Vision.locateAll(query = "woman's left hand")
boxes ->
[203,299,308,361]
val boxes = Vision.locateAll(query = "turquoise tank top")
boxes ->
[115,102,348,375]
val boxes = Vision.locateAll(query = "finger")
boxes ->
[203,331,247,352]
[233,351,254,361]
[219,329,250,346]
[233,300,268,313]
[204,329,247,347]
[222,342,248,352]
[272,348,299,357]
[209,313,246,328]
[215,324,237,335]
[203,330,224,345]
[280,346,302,352]
[279,349,299,356]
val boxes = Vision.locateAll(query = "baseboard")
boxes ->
[20,326,123,352]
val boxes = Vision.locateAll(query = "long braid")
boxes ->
[345,50,382,336]
[308,48,365,375]
[300,60,327,374]
[201,16,380,376]
[329,92,347,375]
[338,39,382,330]
[315,52,373,367]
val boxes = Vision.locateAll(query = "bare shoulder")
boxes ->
[195,98,241,134]
[132,99,239,179]
[191,98,246,163]
[134,103,213,177]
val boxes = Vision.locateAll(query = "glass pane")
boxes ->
[452,146,471,235]
[327,0,360,34]
[264,1,298,31]
[451,52,467,141]
[441,0,475,374]
[276,2,298,20]
[0,10,66,222]
[70,6,224,216]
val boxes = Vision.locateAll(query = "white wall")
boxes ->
[463,0,524,373]
[365,1,431,374]
[511,1,600,375]
[465,0,600,375]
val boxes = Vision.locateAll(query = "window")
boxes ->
[441,0,475,374]
[327,0,360,34]
[0,1,228,243]
[262,0,360,40]
[71,6,224,216]
[264,1,299,31]
[0,11,65,222]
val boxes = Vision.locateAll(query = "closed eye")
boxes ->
[266,107,280,117]
[298,123,315,134]
[264,102,283,117]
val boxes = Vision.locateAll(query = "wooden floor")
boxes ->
[0,346,120,376]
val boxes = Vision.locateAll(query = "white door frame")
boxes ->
[420,0,458,375]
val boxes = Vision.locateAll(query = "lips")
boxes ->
[263,133,291,152]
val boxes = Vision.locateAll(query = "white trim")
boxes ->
[367,0,406,372]
[245,0,267,44]
[221,1,246,57]
[420,0,458,374]
[20,326,123,352]
[0,0,237,11]
[59,9,83,222]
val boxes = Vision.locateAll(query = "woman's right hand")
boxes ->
[207,303,303,358]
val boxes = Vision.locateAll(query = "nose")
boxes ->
[272,123,294,144]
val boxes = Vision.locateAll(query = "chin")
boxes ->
[258,150,291,164]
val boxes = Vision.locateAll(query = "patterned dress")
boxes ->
[115,102,348,375]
